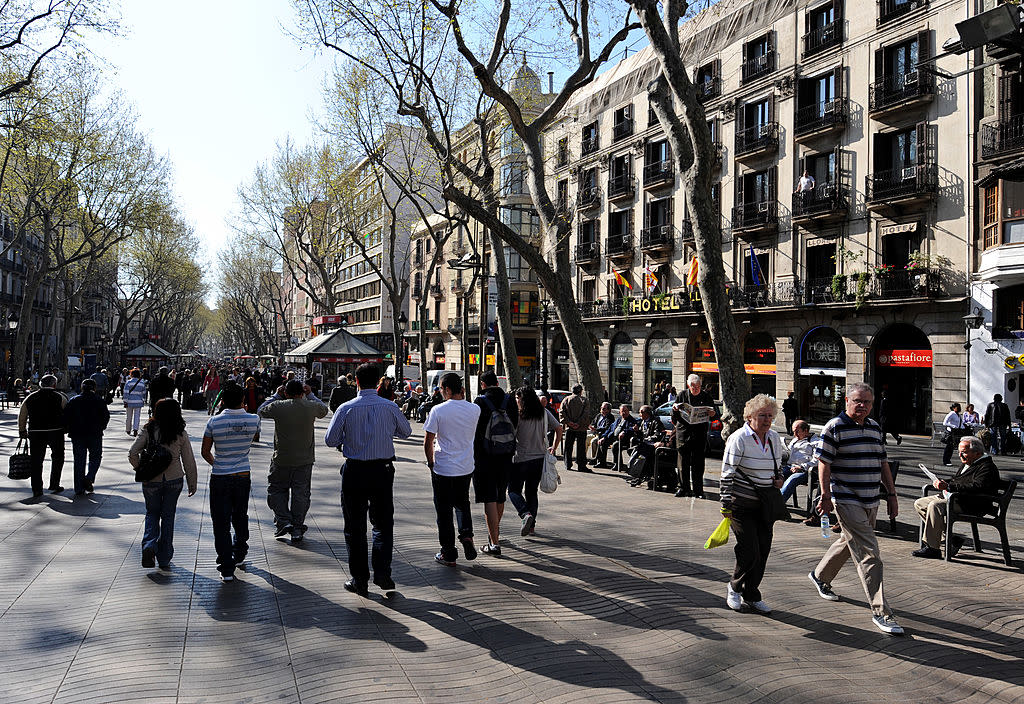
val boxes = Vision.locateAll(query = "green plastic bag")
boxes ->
[704,517,731,549]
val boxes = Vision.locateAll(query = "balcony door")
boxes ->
[739,169,774,206]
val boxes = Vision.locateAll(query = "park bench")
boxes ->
[918,478,1017,565]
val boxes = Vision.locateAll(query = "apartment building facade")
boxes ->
[544,0,972,431]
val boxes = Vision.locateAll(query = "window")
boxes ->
[582,279,596,302]
[556,136,569,166]
[646,139,670,164]
[608,209,632,238]
[879,0,928,26]
[502,162,526,196]
[737,168,777,205]
[579,218,599,243]
[804,1,842,56]
[736,97,776,155]
[510,290,538,325]
[984,184,999,251]
[501,126,524,158]
[741,32,775,83]
[743,249,770,288]
[695,60,720,100]
[994,284,1024,334]
[872,31,932,111]
[613,104,633,140]
[557,179,569,210]
[504,246,536,282]
[645,197,672,228]
[1002,181,1024,244]
[582,121,599,155]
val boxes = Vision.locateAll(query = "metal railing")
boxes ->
[878,0,927,26]
[640,224,674,251]
[794,99,847,136]
[576,185,601,210]
[697,77,721,101]
[792,182,849,219]
[613,119,633,141]
[735,122,779,156]
[429,284,443,297]
[574,240,599,263]
[582,135,599,155]
[643,160,674,186]
[741,51,776,83]
[865,163,938,202]
[607,174,635,200]
[869,71,935,113]
[732,280,801,308]
[803,20,842,56]
[732,201,779,230]
[981,114,1024,158]
[606,233,634,257]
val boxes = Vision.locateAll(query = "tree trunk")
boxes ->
[487,229,523,390]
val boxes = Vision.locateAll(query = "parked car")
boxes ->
[655,401,725,455]
[545,389,571,415]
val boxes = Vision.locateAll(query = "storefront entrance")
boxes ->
[744,331,777,397]
[872,323,932,435]
[610,334,634,405]
[798,326,846,424]
[645,333,673,403]
[688,329,720,399]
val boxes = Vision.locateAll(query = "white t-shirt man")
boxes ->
[424,399,481,477]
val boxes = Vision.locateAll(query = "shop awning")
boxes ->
[124,341,174,359]
[283,327,383,365]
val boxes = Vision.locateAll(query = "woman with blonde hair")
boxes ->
[720,394,785,615]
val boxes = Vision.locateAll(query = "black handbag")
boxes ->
[8,439,32,480]
[135,429,173,482]
[735,440,790,523]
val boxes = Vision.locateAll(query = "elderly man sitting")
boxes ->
[913,435,1000,559]
[780,419,818,502]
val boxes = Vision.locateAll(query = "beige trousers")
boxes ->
[914,494,948,549]
[814,502,892,617]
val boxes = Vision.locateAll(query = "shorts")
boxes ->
[472,453,513,504]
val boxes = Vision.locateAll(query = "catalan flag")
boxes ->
[686,256,699,286]
[644,266,658,294]
[614,270,632,290]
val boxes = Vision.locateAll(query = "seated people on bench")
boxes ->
[913,435,1000,559]
[595,404,636,468]
[780,420,819,501]
[628,405,671,486]
[588,402,614,467]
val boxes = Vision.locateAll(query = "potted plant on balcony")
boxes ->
[905,252,951,296]
[830,273,847,302]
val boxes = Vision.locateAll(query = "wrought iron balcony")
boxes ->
[982,114,1024,159]
[731,201,779,234]
[576,185,601,210]
[868,72,934,116]
[613,118,633,141]
[680,220,694,244]
[606,233,634,259]
[607,174,635,201]
[865,163,938,205]
[794,99,847,138]
[640,224,674,254]
[411,319,437,331]
[411,285,422,300]
[732,280,801,309]
[741,51,776,83]
[735,122,779,157]
[643,160,674,187]
[803,20,842,56]
[429,284,443,298]
[697,77,721,101]
[792,183,849,222]
[582,135,599,156]
[878,0,927,26]
[574,240,599,264]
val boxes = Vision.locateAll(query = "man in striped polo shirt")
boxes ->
[809,382,903,635]
[201,385,261,582]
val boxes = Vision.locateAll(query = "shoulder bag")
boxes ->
[734,437,789,523]
[135,428,173,482]
[8,439,32,480]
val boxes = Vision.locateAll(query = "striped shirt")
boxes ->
[720,423,784,507]
[203,408,261,475]
[123,378,148,408]
[813,411,887,507]
[324,389,412,461]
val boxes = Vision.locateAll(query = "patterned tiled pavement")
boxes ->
[1,406,1022,704]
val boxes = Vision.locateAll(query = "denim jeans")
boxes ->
[209,473,251,576]
[780,470,809,501]
[430,471,473,561]
[340,459,395,584]
[142,477,183,567]
[71,434,103,494]
[508,457,544,519]
[267,462,313,529]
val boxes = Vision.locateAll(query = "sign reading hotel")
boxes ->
[875,349,932,368]
[627,294,683,313]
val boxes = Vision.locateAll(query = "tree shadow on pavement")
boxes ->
[382,595,687,702]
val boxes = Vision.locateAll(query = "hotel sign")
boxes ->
[627,294,684,313]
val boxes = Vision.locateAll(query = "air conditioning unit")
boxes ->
[823,100,837,114]
[759,124,773,137]
[901,166,917,181]
[903,71,919,86]
[758,201,770,213]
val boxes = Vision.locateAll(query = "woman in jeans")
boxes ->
[507,386,562,537]
[129,398,198,570]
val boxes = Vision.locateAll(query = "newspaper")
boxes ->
[918,463,950,499]
[675,402,714,425]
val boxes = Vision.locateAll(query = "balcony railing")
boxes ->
[574,240,599,263]
[680,220,694,244]
[411,285,423,299]
[429,284,443,298]
[794,99,847,136]
[582,135,599,155]
[607,174,635,200]
[878,0,927,26]
[865,163,938,203]
[821,268,944,303]
[643,160,674,187]
[732,280,801,308]
[697,77,721,101]
[869,72,934,114]
[732,201,779,231]
[735,122,779,156]
[792,182,849,220]
[576,185,601,210]
[803,20,842,56]
[613,119,633,141]
[982,114,1024,159]
[640,224,674,252]
[606,233,634,258]
[411,319,437,331]
[741,51,776,83]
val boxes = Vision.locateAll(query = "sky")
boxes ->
[93,0,335,291]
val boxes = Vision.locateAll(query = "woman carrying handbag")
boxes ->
[507,386,563,538]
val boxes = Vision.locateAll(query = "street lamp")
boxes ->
[449,253,485,401]
[963,307,985,406]
[7,312,18,331]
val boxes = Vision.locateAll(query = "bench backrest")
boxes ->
[995,479,1017,516]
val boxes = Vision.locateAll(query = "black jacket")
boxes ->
[149,374,176,404]
[948,455,1001,515]
[984,401,1011,428]
[64,391,111,438]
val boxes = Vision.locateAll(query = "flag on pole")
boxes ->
[686,256,699,286]
[749,245,764,287]
[644,266,658,294]
[614,270,633,290]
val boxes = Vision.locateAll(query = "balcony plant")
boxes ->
[855,272,869,310]
[830,273,847,302]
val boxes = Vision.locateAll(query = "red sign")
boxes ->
[313,315,343,326]
[876,349,932,368]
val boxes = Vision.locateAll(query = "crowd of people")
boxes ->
[9,361,1007,637]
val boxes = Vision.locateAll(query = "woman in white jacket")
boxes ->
[122,368,148,436]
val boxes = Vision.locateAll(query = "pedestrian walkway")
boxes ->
[0,407,1022,703]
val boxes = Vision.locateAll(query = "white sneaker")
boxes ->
[872,614,905,635]
[745,599,772,614]
[726,583,743,611]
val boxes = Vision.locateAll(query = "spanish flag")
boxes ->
[686,256,699,286]
[613,270,632,290]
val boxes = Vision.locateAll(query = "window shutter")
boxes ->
[768,167,777,201]
[916,122,928,166]
[833,145,843,184]
[874,47,885,81]
[834,64,844,100]
[768,94,775,123]
[742,40,748,66]
[798,155,806,183]
[767,31,775,54]
[713,58,721,79]
[736,100,745,132]
[628,208,634,236]
[668,196,674,226]
[833,0,843,23]
[736,173,746,205]
[624,104,632,119]
[917,29,931,64]
[999,73,1015,123]
[804,6,812,34]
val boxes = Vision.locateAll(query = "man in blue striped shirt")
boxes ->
[201,385,261,582]
[809,382,903,635]
[325,363,412,597]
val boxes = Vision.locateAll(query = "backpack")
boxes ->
[482,394,516,455]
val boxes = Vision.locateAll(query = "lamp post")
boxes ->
[5,312,17,376]
[448,252,484,402]
[397,311,408,386]
[963,308,985,406]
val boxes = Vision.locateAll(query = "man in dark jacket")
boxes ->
[64,379,111,496]
[559,384,590,473]
[148,366,176,411]
[984,393,1012,455]
[913,435,1000,558]
[329,376,356,412]
[472,372,518,555]
[672,373,716,498]
[18,374,67,497]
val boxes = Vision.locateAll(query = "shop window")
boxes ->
[994,283,1024,336]
[510,290,538,326]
